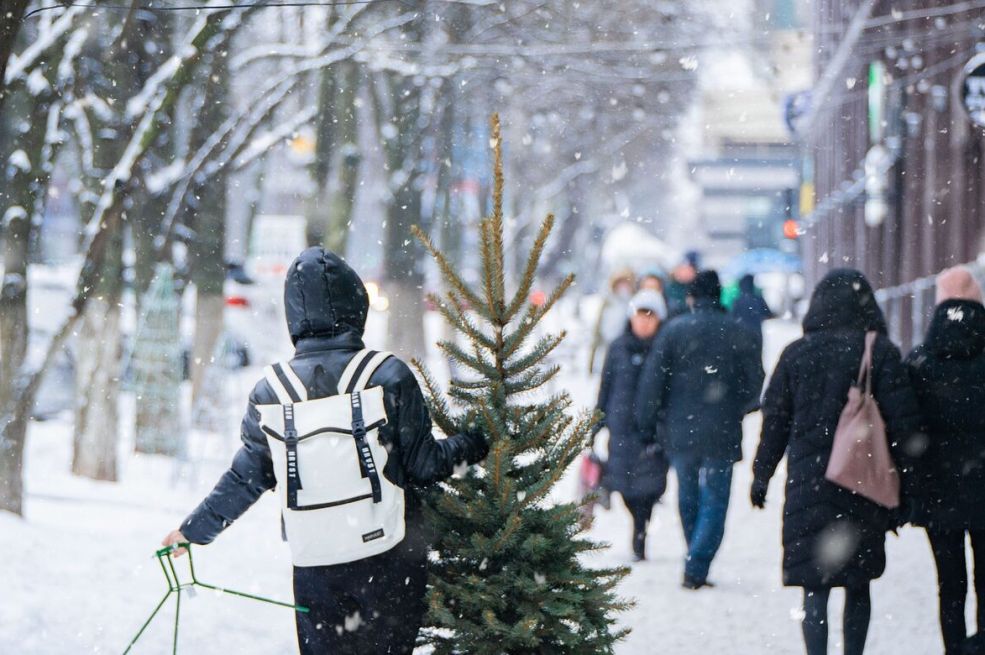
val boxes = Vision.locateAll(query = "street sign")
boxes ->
[960,52,985,128]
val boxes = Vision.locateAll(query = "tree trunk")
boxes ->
[72,229,124,479]
[72,296,121,481]
[187,49,229,408]
[0,202,30,515]
[132,264,184,456]
[190,293,225,411]
[0,0,29,116]
[324,62,360,254]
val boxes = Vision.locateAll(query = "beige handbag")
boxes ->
[824,331,901,509]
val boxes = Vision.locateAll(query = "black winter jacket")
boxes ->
[596,329,669,499]
[906,299,985,532]
[180,248,486,546]
[635,299,764,463]
[753,269,922,588]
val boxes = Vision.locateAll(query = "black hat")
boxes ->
[687,270,722,301]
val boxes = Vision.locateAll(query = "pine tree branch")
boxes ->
[411,359,458,436]
[504,331,566,378]
[501,274,574,360]
[479,218,501,323]
[504,213,555,320]
[436,340,498,379]
[412,224,488,319]
[432,291,495,350]
[489,114,506,313]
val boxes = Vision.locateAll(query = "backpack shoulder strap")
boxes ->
[263,361,308,403]
[337,349,373,395]
[350,351,394,392]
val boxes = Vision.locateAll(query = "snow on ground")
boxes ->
[0,319,955,653]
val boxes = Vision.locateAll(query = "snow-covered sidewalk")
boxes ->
[1,320,953,654]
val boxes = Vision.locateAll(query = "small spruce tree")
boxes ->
[411,115,630,655]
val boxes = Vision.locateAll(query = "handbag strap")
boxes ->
[856,331,877,396]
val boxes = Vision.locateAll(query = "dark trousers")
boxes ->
[927,528,985,654]
[622,494,659,559]
[671,454,733,581]
[293,545,428,655]
[802,585,871,655]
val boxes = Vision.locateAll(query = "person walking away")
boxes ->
[906,266,985,655]
[595,289,671,562]
[636,270,764,588]
[751,268,922,655]
[161,248,487,655]
[588,268,637,374]
[731,273,774,355]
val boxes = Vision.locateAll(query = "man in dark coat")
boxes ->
[596,289,670,561]
[162,247,487,655]
[906,266,985,655]
[730,273,774,354]
[751,268,922,655]
[635,270,764,588]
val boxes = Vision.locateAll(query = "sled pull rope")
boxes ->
[122,543,307,654]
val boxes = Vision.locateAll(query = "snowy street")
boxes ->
[0,321,950,654]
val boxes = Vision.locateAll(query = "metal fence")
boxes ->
[875,258,985,351]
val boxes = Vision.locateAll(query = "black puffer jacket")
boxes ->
[180,247,486,545]
[906,298,985,531]
[753,269,922,588]
[635,298,764,463]
[596,329,669,499]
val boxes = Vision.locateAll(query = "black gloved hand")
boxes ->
[750,478,768,509]
[463,430,489,465]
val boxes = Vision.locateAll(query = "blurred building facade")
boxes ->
[804,0,985,346]
[688,0,812,273]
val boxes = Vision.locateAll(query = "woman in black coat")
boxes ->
[750,269,922,655]
[596,289,670,562]
[906,266,985,655]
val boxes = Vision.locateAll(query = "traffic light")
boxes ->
[783,219,800,239]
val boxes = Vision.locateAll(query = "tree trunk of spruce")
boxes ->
[72,295,121,481]
[72,228,124,480]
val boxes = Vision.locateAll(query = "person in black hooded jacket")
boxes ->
[906,266,985,655]
[751,268,922,655]
[161,247,487,655]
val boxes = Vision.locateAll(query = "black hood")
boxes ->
[803,268,887,334]
[924,299,985,359]
[284,247,369,345]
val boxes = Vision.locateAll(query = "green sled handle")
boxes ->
[122,543,308,655]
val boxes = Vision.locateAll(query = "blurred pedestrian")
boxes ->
[638,268,665,293]
[731,273,774,354]
[595,289,670,562]
[906,266,985,655]
[589,268,637,374]
[636,270,764,588]
[751,268,922,655]
[664,252,699,318]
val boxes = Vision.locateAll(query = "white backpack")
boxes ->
[256,349,406,567]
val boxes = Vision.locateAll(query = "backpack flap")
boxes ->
[256,387,388,441]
